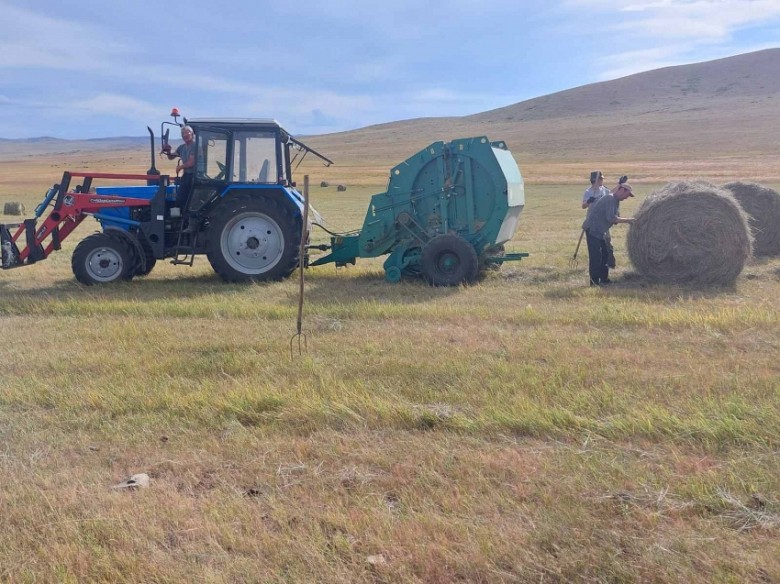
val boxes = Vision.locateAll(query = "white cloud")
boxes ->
[566,0,780,35]
[0,2,133,71]
[70,94,160,120]
[564,0,780,80]
[1,0,778,138]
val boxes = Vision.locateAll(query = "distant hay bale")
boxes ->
[336,184,347,192]
[722,182,780,257]
[3,202,25,215]
[627,181,752,286]
[320,181,329,188]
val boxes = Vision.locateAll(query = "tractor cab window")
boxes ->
[233,131,278,184]
[196,130,229,181]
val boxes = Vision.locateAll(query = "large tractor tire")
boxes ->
[420,234,479,286]
[132,238,157,277]
[72,232,133,285]
[206,194,301,282]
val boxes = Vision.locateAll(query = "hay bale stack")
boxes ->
[627,181,752,286]
[320,181,329,187]
[336,184,347,192]
[722,182,780,257]
[3,202,25,215]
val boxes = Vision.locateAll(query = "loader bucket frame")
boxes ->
[1,172,169,270]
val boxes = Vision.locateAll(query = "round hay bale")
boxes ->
[721,181,780,257]
[3,202,25,215]
[627,181,752,286]
[336,184,347,192]
[320,181,329,188]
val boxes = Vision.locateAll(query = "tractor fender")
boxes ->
[103,226,146,274]
[219,185,304,218]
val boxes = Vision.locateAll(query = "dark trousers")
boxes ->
[586,231,610,285]
[176,173,195,208]
[606,237,616,268]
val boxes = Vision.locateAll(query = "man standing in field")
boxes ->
[582,182,636,286]
[582,170,610,209]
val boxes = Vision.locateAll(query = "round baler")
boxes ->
[310,136,527,285]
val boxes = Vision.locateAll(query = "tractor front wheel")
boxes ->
[72,233,132,285]
[420,234,478,286]
[206,194,301,282]
[132,237,157,277]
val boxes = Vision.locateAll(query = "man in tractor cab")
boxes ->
[163,125,198,208]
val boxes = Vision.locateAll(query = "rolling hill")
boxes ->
[299,48,780,182]
[2,49,779,183]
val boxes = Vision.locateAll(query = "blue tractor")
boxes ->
[3,112,527,287]
[1,110,333,284]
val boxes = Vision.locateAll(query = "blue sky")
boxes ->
[0,0,779,139]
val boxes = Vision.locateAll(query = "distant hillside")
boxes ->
[2,49,779,183]
[298,48,780,175]
[0,137,147,158]
[469,48,780,123]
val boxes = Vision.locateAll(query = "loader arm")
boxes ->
[2,171,167,270]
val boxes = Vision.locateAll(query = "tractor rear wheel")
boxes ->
[72,232,132,285]
[420,234,478,286]
[206,194,301,282]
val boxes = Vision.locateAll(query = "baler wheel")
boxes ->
[206,194,301,282]
[421,234,479,286]
[72,233,132,285]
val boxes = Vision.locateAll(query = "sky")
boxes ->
[0,0,779,139]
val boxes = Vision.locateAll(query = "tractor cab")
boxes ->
[152,114,333,280]
[161,117,332,214]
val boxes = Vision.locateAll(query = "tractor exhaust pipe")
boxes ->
[146,126,160,185]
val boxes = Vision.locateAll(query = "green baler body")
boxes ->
[311,137,525,282]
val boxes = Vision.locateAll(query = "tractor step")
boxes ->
[170,244,196,266]
[170,226,198,267]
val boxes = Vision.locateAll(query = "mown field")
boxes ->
[1,161,780,582]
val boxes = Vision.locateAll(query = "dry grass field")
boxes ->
[1,138,780,583]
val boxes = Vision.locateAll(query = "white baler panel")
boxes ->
[492,146,525,243]
[492,148,525,207]
[496,206,524,244]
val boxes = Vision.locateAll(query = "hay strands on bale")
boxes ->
[722,181,780,257]
[627,181,753,287]
[3,202,25,216]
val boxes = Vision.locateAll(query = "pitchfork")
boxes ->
[570,229,585,268]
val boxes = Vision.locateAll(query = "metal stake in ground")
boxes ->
[291,175,310,357]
